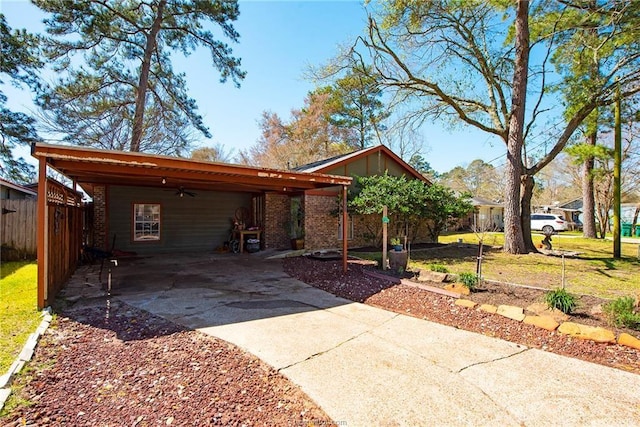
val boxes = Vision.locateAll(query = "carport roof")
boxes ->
[31,143,352,195]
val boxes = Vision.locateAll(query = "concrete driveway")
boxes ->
[64,252,640,426]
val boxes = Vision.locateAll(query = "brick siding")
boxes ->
[304,194,339,249]
[264,193,290,249]
[92,185,107,250]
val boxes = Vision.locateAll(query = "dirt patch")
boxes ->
[283,257,640,375]
[2,301,331,426]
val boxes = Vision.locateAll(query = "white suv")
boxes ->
[530,214,568,233]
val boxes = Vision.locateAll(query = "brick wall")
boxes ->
[92,185,107,250]
[304,194,339,249]
[264,193,290,249]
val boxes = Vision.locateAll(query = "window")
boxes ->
[338,215,353,240]
[133,204,160,241]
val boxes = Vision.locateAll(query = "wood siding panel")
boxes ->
[321,152,409,189]
[108,186,252,254]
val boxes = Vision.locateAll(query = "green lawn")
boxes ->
[0,261,41,373]
[354,232,640,300]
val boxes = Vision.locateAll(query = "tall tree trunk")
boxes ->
[130,0,166,152]
[503,0,529,254]
[581,134,597,238]
[520,173,537,252]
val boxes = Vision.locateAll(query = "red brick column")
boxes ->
[92,185,107,250]
[264,193,290,249]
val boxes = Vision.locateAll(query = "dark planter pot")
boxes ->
[388,250,408,272]
[392,244,403,252]
[291,238,304,250]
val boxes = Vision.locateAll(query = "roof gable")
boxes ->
[296,145,430,184]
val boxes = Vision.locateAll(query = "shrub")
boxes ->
[457,272,478,291]
[544,288,577,314]
[603,297,640,330]
[429,264,449,273]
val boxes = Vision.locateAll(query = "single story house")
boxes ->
[536,199,583,230]
[31,142,352,308]
[455,197,504,231]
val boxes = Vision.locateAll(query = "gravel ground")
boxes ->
[283,257,640,375]
[2,301,331,426]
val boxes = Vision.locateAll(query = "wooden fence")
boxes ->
[43,179,84,305]
[1,199,37,260]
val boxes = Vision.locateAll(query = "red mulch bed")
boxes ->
[2,301,332,426]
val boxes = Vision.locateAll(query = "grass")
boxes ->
[355,232,640,300]
[0,261,41,374]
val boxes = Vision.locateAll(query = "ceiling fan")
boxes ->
[175,186,196,198]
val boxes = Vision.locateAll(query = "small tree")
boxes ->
[349,173,472,245]
[422,185,474,242]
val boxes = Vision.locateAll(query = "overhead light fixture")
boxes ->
[161,177,166,184]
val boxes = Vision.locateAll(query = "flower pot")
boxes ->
[291,238,304,250]
[388,250,408,272]
[393,244,403,252]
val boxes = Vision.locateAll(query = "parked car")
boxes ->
[530,213,568,233]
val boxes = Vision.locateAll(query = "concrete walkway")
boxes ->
[65,253,640,426]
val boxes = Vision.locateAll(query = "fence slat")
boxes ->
[1,199,37,259]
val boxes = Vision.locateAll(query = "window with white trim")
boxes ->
[338,215,353,240]
[133,203,161,241]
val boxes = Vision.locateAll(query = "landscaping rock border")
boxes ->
[371,269,639,351]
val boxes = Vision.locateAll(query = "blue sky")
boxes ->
[2,0,507,174]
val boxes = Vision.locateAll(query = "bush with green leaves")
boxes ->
[544,288,577,314]
[348,173,473,245]
[457,272,478,291]
[603,297,640,330]
[429,264,449,273]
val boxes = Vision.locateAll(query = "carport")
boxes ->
[32,143,352,309]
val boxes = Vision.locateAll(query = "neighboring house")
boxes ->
[456,197,504,231]
[295,144,432,248]
[536,199,583,230]
[1,178,38,260]
[537,199,640,231]
[0,177,37,200]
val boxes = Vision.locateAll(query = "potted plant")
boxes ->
[390,237,403,252]
[288,196,305,250]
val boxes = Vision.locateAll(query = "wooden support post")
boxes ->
[37,157,48,309]
[342,185,348,273]
[382,205,388,270]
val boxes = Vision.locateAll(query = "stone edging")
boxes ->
[364,269,640,351]
[0,308,53,411]
[454,299,640,351]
